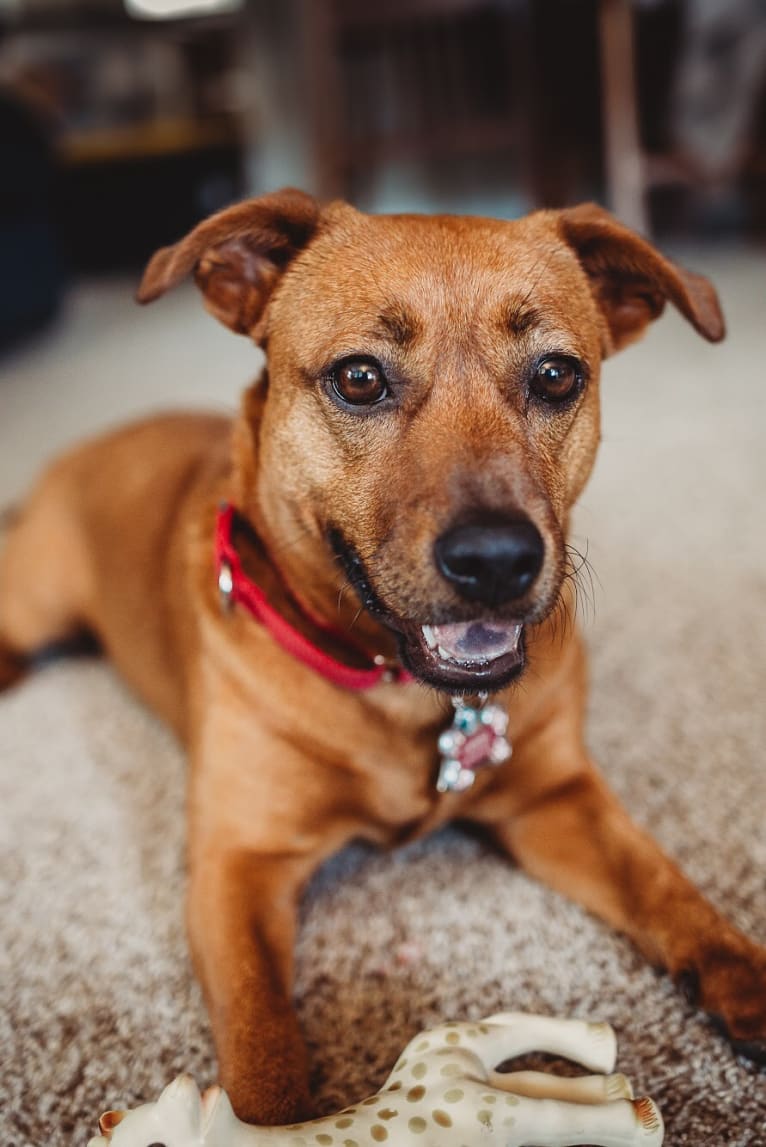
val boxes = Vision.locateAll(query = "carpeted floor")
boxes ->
[1,248,765,1145]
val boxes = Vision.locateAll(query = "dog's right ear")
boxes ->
[136,188,320,339]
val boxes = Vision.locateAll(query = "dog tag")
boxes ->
[436,697,512,793]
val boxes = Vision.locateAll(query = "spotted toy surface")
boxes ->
[89,1013,663,1147]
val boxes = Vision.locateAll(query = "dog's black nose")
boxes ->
[434,518,544,606]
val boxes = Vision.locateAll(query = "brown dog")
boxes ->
[1,192,764,1123]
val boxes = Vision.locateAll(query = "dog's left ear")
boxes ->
[136,188,320,339]
[558,203,725,354]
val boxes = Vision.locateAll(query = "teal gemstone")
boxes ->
[454,708,479,734]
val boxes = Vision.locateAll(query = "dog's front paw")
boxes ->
[675,940,766,1065]
[223,1077,312,1127]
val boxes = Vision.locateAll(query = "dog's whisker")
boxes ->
[349,604,365,631]
[336,579,353,615]
[562,539,598,627]
[551,591,574,649]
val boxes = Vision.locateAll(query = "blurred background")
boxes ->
[0,0,764,500]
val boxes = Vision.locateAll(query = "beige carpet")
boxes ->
[1,249,765,1145]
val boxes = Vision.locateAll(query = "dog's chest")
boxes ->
[344,724,505,844]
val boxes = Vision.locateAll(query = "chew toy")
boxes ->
[90,1012,663,1147]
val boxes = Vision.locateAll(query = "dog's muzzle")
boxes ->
[328,524,535,693]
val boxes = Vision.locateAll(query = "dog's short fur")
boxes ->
[1,193,764,1122]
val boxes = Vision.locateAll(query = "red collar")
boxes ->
[214,504,412,690]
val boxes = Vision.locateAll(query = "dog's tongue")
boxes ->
[422,620,522,664]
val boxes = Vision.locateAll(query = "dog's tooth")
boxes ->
[421,625,437,649]
[435,642,460,660]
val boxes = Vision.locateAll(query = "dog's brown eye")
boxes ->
[531,357,581,403]
[333,360,387,405]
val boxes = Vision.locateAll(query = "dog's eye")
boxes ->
[530,357,582,403]
[332,360,388,406]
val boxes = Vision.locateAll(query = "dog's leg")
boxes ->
[187,847,315,1125]
[186,698,351,1125]
[472,640,766,1062]
[0,506,28,690]
[0,486,92,691]
[484,746,766,1061]
[0,639,25,691]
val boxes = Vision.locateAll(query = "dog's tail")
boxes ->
[0,503,28,691]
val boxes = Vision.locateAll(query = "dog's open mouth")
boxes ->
[401,618,526,691]
[421,619,522,663]
[327,527,528,693]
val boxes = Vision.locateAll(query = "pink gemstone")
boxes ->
[457,726,497,771]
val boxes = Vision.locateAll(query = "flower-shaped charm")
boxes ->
[436,699,512,793]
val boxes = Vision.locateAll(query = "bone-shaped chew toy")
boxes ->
[89,1012,663,1147]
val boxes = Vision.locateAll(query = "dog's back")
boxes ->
[0,412,230,729]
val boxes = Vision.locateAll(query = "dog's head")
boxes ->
[138,191,723,693]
